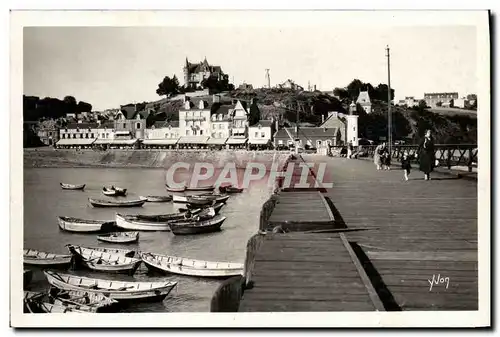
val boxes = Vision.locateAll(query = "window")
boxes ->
[255,132,258,138]
[85,133,89,139]
[212,115,216,121]
[123,123,126,128]
[80,134,83,138]
[199,130,203,135]
[317,140,322,146]
[278,140,283,145]
[102,133,105,138]
[186,130,190,136]
[90,133,94,138]
[165,133,168,138]
[218,132,222,138]
[136,122,141,129]
[353,126,356,131]
[61,134,65,139]
[212,133,216,138]
[261,132,265,138]
[48,132,52,136]
[185,121,189,127]
[106,133,109,138]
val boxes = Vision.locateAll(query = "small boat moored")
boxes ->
[64,244,136,258]
[219,185,244,194]
[102,186,127,197]
[115,213,188,231]
[88,197,147,208]
[48,288,119,312]
[185,185,215,192]
[140,251,244,278]
[44,270,178,302]
[166,184,186,193]
[97,231,139,244]
[60,183,85,191]
[58,216,116,233]
[142,195,173,202]
[24,249,73,268]
[169,215,227,235]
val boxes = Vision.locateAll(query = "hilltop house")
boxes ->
[424,92,459,108]
[278,79,304,91]
[356,91,372,114]
[183,57,224,89]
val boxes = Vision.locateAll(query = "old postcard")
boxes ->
[10,9,490,328]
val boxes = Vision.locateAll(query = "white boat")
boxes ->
[97,231,139,244]
[49,288,119,312]
[115,213,187,231]
[88,197,147,208]
[64,244,136,258]
[166,184,186,192]
[60,183,85,190]
[172,194,188,203]
[24,249,72,268]
[44,270,178,302]
[58,216,116,233]
[140,251,244,278]
[66,244,142,275]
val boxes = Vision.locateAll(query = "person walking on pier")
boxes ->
[417,129,436,180]
[401,152,412,181]
[374,142,388,170]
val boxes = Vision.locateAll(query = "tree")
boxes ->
[156,75,180,98]
[248,99,261,126]
[333,87,349,100]
[418,100,428,110]
[436,101,443,107]
[373,84,395,101]
[347,79,364,100]
[77,101,92,113]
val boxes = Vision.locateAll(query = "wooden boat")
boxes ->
[44,270,178,302]
[140,251,244,278]
[60,183,85,191]
[142,195,173,202]
[115,213,189,231]
[191,194,230,204]
[66,244,142,275]
[23,291,45,313]
[219,185,244,193]
[97,231,139,244]
[24,296,88,313]
[48,288,119,312]
[185,185,215,192]
[58,216,116,233]
[24,249,72,268]
[120,211,197,223]
[165,184,186,192]
[24,269,33,287]
[102,186,127,197]
[183,202,224,214]
[64,244,136,258]
[88,197,147,208]
[169,215,226,235]
[172,194,188,203]
[185,196,214,206]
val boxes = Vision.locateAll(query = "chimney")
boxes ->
[322,114,325,123]
[314,85,317,91]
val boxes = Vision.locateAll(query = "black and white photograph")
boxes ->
[10,9,490,328]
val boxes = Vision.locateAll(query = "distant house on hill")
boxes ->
[278,79,304,91]
[238,83,253,90]
[183,57,224,89]
[356,91,372,114]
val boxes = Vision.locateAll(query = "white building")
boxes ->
[142,121,180,148]
[356,91,372,114]
[177,97,211,148]
[249,120,274,148]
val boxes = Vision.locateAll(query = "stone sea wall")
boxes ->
[23,148,291,170]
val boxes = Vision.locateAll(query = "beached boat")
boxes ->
[115,213,187,231]
[24,269,33,287]
[142,195,173,202]
[23,249,72,268]
[24,295,88,313]
[169,215,226,235]
[44,270,178,302]
[64,244,136,258]
[102,186,127,197]
[48,288,119,312]
[219,185,244,194]
[140,251,244,278]
[120,211,195,223]
[97,231,139,244]
[185,185,215,192]
[60,183,85,191]
[58,216,116,233]
[165,184,186,193]
[67,244,142,275]
[88,197,147,208]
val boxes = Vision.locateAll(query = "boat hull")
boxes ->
[44,271,177,302]
[143,196,173,202]
[58,217,116,233]
[170,223,223,235]
[115,214,173,231]
[166,185,186,192]
[140,252,244,278]
[77,259,142,276]
[88,198,146,208]
[172,195,188,203]
[24,270,33,287]
[97,232,139,243]
[185,186,215,191]
[60,183,85,190]
[23,249,73,268]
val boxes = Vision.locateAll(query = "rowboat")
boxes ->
[140,251,244,278]
[102,186,127,197]
[44,270,178,302]
[48,288,119,312]
[185,185,215,192]
[24,269,33,287]
[182,202,225,214]
[119,211,195,223]
[64,244,136,258]
[169,215,226,235]
[23,291,45,313]
[24,295,88,313]
[172,194,188,203]
[88,197,147,208]
[24,249,73,268]
[97,231,139,244]
[115,213,188,231]
[186,196,214,206]
[191,194,230,204]
[165,184,186,192]
[142,195,173,202]
[67,244,142,275]
[60,183,85,191]
[219,185,244,193]
[58,216,116,233]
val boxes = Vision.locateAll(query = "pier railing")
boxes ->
[334,144,478,172]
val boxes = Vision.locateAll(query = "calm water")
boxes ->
[23,167,273,312]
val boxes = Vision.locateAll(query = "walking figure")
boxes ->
[417,129,436,180]
[401,153,412,181]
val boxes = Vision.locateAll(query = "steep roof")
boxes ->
[320,112,346,128]
[274,127,339,140]
[356,91,371,105]
[250,120,274,128]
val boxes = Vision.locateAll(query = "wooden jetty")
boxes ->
[211,154,479,312]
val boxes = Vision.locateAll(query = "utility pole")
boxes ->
[295,102,300,154]
[386,45,392,156]
[265,69,270,89]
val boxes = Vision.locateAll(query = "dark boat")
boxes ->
[60,183,85,190]
[185,185,215,192]
[102,186,127,197]
[192,194,230,204]
[88,197,147,208]
[141,195,173,202]
[169,215,226,235]
[182,202,224,214]
[24,269,33,287]
[185,196,214,206]
[219,185,244,193]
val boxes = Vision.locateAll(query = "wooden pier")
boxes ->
[211,155,479,312]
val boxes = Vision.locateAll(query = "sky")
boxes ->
[23,25,477,111]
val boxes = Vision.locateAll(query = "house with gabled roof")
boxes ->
[356,90,372,114]
[183,57,224,89]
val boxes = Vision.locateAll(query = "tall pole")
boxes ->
[295,102,300,154]
[265,69,270,89]
[386,45,392,156]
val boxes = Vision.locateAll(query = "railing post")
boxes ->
[447,148,452,170]
[468,147,473,173]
